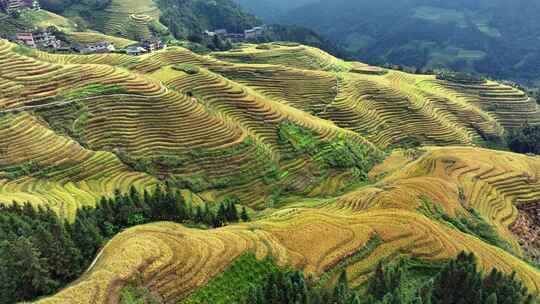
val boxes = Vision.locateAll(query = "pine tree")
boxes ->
[217,202,227,225]
[228,201,239,222]
[246,285,259,304]
[129,186,140,205]
[241,206,250,222]
[333,270,350,304]
[350,294,361,304]
[195,205,204,223]
[70,217,103,261]
[486,293,498,304]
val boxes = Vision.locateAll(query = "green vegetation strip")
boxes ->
[179,252,283,304]
[418,199,513,252]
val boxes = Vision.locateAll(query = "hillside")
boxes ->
[33,147,540,303]
[1,32,540,303]
[233,0,316,22]
[32,0,259,40]
[239,0,540,85]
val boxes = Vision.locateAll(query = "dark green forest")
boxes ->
[156,0,260,40]
[507,124,540,155]
[245,252,536,303]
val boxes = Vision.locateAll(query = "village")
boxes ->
[1,0,267,56]
[0,0,166,55]
[203,25,267,41]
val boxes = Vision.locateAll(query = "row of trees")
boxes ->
[245,252,536,304]
[0,185,249,303]
[246,268,361,304]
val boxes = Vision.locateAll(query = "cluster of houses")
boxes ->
[0,0,165,57]
[15,29,62,49]
[125,38,165,56]
[70,37,165,56]
[203,25,267,41]
[7,28,165,56]
[0,0,39,13]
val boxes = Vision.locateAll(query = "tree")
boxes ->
[70,217,103,261]
[486,293,498,304]
[241,206,250,222]
[0,237,57,302]
[226,201,239,222]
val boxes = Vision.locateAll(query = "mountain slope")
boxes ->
[37,147,540,303]
[233,0,317,22]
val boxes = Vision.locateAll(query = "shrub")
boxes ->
[12,44,33,56]
[277,121,380,181]
[255,44,273,50]
[436,70,485,84]
[172,64,200,75]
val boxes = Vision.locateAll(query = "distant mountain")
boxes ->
[238,0,540,84]
[233,0,316,22]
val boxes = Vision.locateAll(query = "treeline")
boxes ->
[245,252,536,304]
[0,185,249,303]
[246,269,361,304]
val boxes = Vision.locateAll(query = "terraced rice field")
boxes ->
[332,147,540,252]
[90,0,161,39]
[2,36,540,303]
[0,112,156,219]
[213,44,353,72]
[424,79,540,129]
[0,39,378,210]
[68,32,137,48]
[38,203,540,303]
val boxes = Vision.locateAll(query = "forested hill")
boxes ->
[35,0,260,39]
[233,0,315,22]
[239,0,540,84]
[156,0,260,39]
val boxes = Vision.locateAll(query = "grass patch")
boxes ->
[278,120,380,181]
[62,84,128,100]
[116,136,280,192]
[0,161,77,180]
[172,64,200,75]
[180,252,285,304]
[436,70,485,84]
[35,101,90,147]
[12,44,34,56]
[363,256,445,302]
[120,278,160,304]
